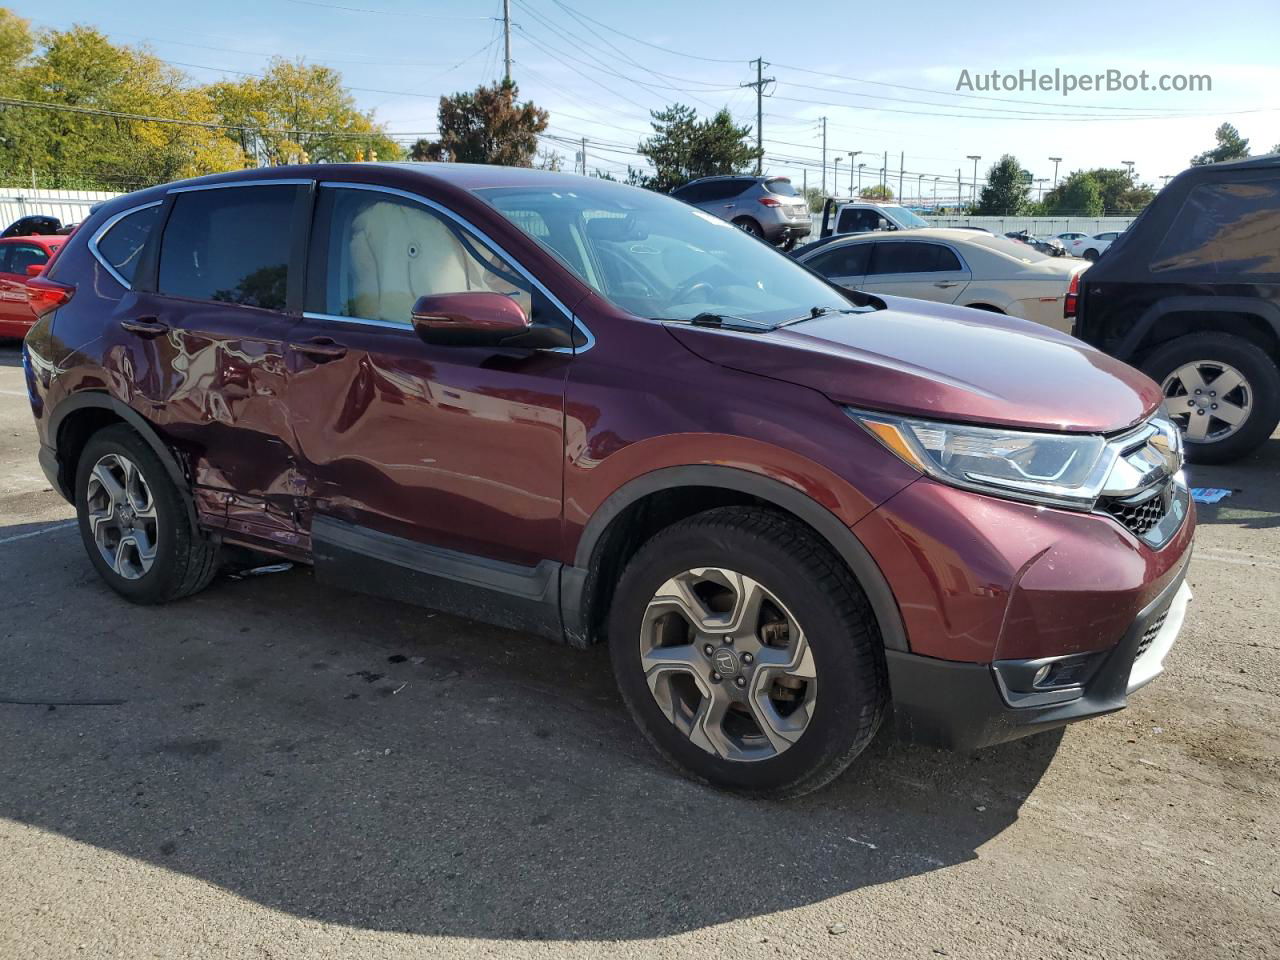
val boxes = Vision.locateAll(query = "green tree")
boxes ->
[1191,122,1250,166]
[413,81,547,166]
[635,103,756,192]
[859,184,894,200]
[802,185,825,212]
[1040,167,1154,215]
[1042,171,1104,216]
[973,154,1030,215]
[208,58,398,166]
[6,24,243,187]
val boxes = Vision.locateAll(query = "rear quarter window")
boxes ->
[93,203,163,287]
[1150,179,1280,277]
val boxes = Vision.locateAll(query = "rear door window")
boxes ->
[158,185,301,309]
[837,208,882,233]
[868,241,956,274]
[703,180,748,202]
[94,203,163,288]
[1150,178,1280,277]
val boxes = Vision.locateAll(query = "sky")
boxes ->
[10,0,1280,204]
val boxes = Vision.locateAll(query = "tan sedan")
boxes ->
[794,227,1088,333]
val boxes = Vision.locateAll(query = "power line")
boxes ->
[283,0,496,20]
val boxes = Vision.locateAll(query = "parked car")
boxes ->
[795,228,1088,332]
[25,164,1194,797]
[0,234,64,340]
[1059,230,1122,261]
[814,197,930,238]
[1005,230,1067,257]
[1075,155,1280,462]
[669,175,811,249]
[2,214,63,238]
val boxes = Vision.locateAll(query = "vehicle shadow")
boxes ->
[0,533,1063,942]
[1185,433,1280,530]
[0,344,23,366]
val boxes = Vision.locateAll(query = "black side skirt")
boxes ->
[311,516,563,641]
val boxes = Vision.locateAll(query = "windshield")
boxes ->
[764,178,799,197]
[882,205,929,228]
[476,181,849,326]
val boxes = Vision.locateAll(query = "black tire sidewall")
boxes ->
[74,426,193,602]
[1142,333,1280,464]
[733,217,763,237]
[608,513,884,796]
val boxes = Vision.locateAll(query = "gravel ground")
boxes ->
[0,344,1276,959]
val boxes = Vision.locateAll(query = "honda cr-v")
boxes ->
[24,164,1195,797]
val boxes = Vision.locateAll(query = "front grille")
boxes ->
[1135,609,1169,660]
[1101,485,1169,537]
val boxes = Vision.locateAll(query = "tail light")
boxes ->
[26,277,75,319]
[1064,272,1080,320]
[758,197,781,207]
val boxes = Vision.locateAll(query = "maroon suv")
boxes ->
[22,164,1195,797]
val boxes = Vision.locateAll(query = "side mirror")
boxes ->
[410,291,531,347]
[25,263,43,277]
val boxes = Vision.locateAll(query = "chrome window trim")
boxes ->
[302,310,412,331]
[166,178,312,194]
[87,199,164,290]
[315,180,593,354]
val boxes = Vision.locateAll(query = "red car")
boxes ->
[0,234,64,340]
[23,165,1194,797]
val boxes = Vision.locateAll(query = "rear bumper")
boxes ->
[887,562,1192,750]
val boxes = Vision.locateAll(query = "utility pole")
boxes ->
[932,177,939,207]
[741,59,774,176]
[956,168,962,211]
[967,154,981,207]
[1121,160,1135,179]
[820,117,828,195]
[898,152,904,202]
[833,156,842,194]
[882,150,887,192]
[1049,156,1062,188]
[503,0,512,84]
[857,163,865,195]
[847,150,860,196]
[580,136,587,176]
[1035,177,1048,201]
[1160,174,1173,188]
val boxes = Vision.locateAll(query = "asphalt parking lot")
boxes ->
[0,343,1276,959]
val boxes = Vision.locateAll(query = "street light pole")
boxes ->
[966,154,981,208]
[833,156,842,196]
[1049,156,1062,188]
[1121,160,1136,179]
[847,150,860,196]
[857,163,865,195]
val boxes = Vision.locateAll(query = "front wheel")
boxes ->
[75,425,220,603]
[608,507,887,798]
[1141,333,1280,464]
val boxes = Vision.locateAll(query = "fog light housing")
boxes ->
[993,650,1107,708]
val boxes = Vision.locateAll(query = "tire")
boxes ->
[780,235,798,252]
[732,217,764,238]
[1140,333,1280,464]
[607,506,888,799]
[74,424,220,603]
[1083,248,1099,262]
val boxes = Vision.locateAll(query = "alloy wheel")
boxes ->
[1161,360,1252,443]
[639,567,817,762]
[85,452,159,580]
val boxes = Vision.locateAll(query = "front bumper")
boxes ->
[886,560,1192,750]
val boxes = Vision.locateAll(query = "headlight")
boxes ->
[849,410,1113,508]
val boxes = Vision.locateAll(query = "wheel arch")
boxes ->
[49,392,198,528]
[561,465,908,654]
[1115,297,1280,364]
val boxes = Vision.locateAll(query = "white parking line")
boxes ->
[0,520,76,546]
[0,389,29,397]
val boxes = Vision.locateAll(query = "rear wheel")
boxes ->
[608,507,887,798]
[1141,333,1280,463]
[1083,248,1099,262]
[75,425,220,603]
[732,217,763,238]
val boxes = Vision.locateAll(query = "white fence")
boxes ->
[924,215,1137,236]
[0,188,121,230]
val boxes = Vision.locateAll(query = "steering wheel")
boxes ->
[671,278,714,305]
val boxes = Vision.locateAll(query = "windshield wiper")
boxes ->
[777,306,856,328]
[653,312,774,333]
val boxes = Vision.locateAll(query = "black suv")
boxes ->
[1075,155,1280,462]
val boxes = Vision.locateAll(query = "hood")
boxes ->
[665,297,1162,434]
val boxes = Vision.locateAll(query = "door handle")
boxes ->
[119,317,169,338]
[934,281,960,288]
[291,337,348,361]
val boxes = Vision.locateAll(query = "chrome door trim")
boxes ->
[316,180,593,354]
[166,178,313,194]
[87,199,164,290]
